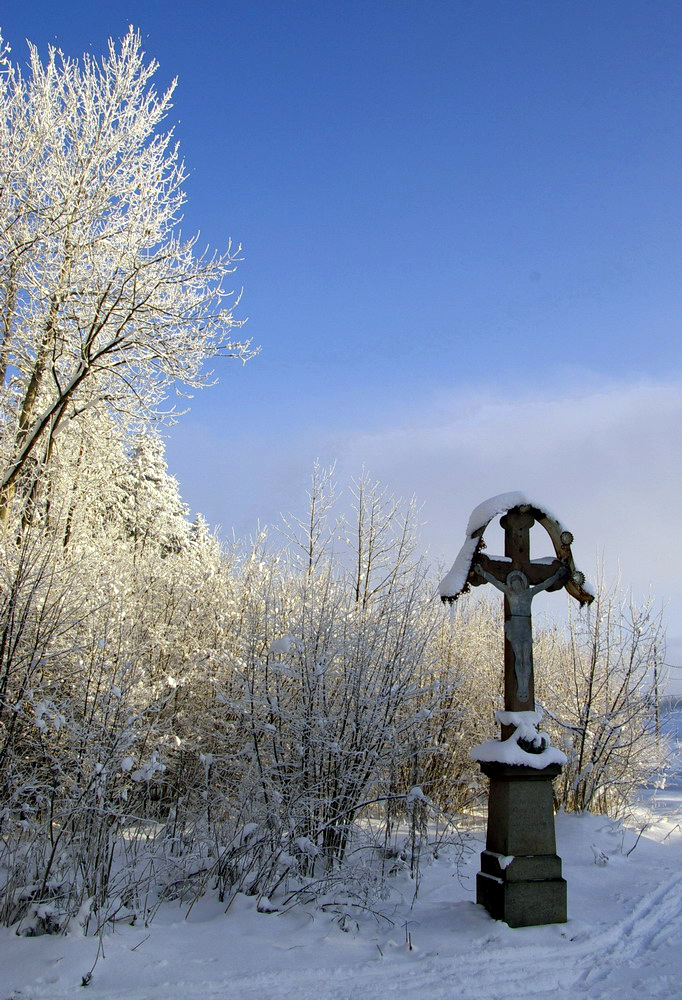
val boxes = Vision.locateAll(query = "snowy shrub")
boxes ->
[207,470,460,892]
[534,582,668,814]
[0,476,669,935]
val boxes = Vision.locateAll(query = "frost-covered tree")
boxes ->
[120,431,189,555]
[0,28,254,521]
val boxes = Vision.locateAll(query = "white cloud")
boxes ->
[332,378,682,683]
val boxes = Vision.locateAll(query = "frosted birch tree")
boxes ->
[0,28,254,521]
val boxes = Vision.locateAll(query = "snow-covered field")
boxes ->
[4,808,682,999]
[5,719,682,1000]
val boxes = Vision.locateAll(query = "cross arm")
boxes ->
[471,553,568,591]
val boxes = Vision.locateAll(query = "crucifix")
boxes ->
[439,495,593,927]
[472,507,569,736]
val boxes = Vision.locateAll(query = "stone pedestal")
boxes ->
[477,761,566,928]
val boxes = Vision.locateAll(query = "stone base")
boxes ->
[477,761,566,928]
[476,856,567,927]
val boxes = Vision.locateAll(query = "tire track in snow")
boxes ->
[204,871,682,1000]
[574,869,682,990]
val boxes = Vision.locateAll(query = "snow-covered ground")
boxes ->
[5,735,682,1000]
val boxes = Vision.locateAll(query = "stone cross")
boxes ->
[472,507,568,737]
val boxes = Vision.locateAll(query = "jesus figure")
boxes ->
[474,563,568,701]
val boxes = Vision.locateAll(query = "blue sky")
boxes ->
[3,2,682,678]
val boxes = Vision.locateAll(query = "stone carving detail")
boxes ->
[474,563,567,701]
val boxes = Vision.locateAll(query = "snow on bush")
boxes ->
[0,463,666,937]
